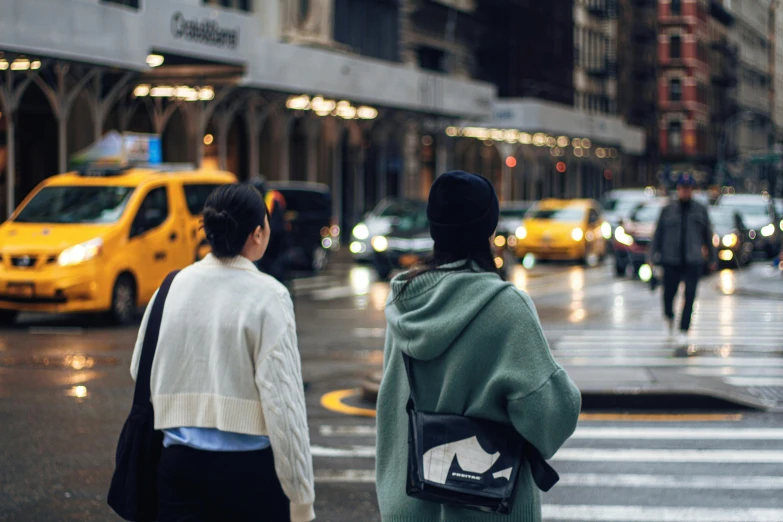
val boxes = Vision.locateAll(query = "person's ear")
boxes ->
[253,225,263,244]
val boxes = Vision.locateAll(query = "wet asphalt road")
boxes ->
[1,258,782,521]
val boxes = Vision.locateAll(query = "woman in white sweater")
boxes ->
[130,184,315,522]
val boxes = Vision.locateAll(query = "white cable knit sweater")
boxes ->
[130,254,315,522]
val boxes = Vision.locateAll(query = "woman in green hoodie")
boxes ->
[375,171,582,522]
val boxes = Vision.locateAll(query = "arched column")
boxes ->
[33,64,99,173]
[0,66,40,216]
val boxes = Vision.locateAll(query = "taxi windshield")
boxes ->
[14,186,135,224]
[528,207,585,222]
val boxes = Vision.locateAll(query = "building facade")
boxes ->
[574,0,618,115]
[725,0,773,156]
[0,0,647,230]
[0,0,495,229]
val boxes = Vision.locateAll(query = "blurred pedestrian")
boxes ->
[375,171,581,521]
[129,184,315,522]
[651,174,717,346]
[251,178,291,284]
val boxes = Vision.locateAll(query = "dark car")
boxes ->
[496,201,533,252]
[717,194,780,258]
[612,198,668,277]
[267,182,338,272]
[370,207,433,280]
[709,208,754,268]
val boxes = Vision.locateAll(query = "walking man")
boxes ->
[650,174,717,346]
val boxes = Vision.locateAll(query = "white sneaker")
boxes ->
[676,332,689,347]
[665,319,675,341]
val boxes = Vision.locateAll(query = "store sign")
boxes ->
[170,11,239,49]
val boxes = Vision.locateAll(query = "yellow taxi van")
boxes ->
[514,198,610,264]
[0,165,236,324]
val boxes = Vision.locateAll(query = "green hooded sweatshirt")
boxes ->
[375,266,581,522]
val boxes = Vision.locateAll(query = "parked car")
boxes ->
[0,165,236,324]
[708,208,754,268]
[612,198,668,277]
[267,182,337,272]
[716,194,780,258]
[349,198,426,262]
[514,199,610,265]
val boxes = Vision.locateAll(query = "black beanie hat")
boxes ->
[427,170,499,251]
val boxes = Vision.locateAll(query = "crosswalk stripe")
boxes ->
[555,357,783,367]
[541,505,783,522]
[314,471,783,490]
[317,425,783,440]
[310,446,783,463]
[724,376,783,386]
[571,427,783,440]
[553,448,783,463]
[556,473,783,489]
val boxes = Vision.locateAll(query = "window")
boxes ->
[588,209,600,225]
[670,78,682,102]
[670,34,681,59]
[14,186,135,224]
[202,0,251,11]
[131,187,169,238]
[183,184,223,216]
[669,120,683,152]
[671,0,681,15]
[102,0,139,7]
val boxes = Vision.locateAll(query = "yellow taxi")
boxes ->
[0,166,236,324]
[514,199,611,264]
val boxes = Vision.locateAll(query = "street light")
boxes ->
[716,111,754,187]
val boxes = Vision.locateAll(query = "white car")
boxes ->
[349,199,427,261]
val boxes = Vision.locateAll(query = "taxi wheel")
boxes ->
[0,310,18,326]
[110,275,137,325]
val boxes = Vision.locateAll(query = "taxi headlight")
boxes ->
[371,235,388,252]
[58,238,103,267]
[601,222,612,239]
[761,223,775,237]
[352,223,369,240]
[571,228,584,242]
[722,234,738,248]
[515,226,527,240]
[494,235,506,248]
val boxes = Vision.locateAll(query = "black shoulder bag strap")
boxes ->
[400,350,559,491]
[132,271,180,407]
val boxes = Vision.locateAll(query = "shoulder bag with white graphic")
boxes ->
[402,353,559,515]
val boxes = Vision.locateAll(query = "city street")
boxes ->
[1,257,782,521]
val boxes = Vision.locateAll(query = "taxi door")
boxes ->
[125,184,184,303]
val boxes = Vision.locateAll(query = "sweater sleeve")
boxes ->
[503,291,581,460]
[507,368,582,460]
[254,296,315,522]
[129,290,158,382]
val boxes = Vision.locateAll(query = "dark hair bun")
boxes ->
[202,184,267,258]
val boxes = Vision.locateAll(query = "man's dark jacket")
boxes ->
[651,199,717,266]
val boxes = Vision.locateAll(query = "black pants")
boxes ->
[662,264,702,332]
[157,446,289,522]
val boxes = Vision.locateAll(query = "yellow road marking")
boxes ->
[578,413,743,422]
[320,389,744,423]
[321,389,377,418]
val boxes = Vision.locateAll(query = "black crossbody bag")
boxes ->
[108,271,179,522]
[402,353,559,515]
